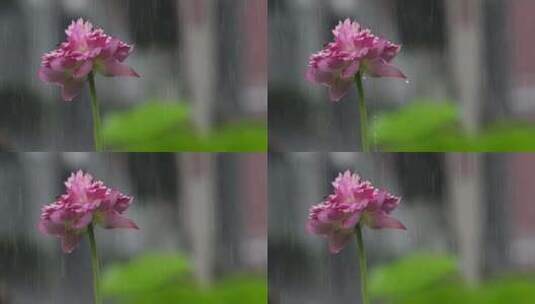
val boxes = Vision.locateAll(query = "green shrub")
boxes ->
[102,100,267,151]
[370,252,535,304]
[102,252,267,304]
[370,99,535,151]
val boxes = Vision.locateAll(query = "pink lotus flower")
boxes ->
[38,18,139,101]
[38,170,138,253]
[307,170,405,254]
[306,19,406,102]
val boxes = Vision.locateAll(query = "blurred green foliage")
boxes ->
[369,253,457,299]
[102,253,191,296]
[102,102,190,146]
[370,252,535,304]
[102,101,267,151]
[370,99,535,151]
[102,253,267,304]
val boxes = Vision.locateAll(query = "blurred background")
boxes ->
[0,0,266,151]
[269,0,535,151]
[0,152,267,304]
[269,152,535,303]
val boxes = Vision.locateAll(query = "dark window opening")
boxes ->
[127,0,179,49]
[395,0,446,49]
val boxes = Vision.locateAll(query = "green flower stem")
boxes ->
[354,72,369,152]
[88,72,102,151]
[355,224,370,304]
[88,223,102,304]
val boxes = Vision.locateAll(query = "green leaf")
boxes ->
[370,99,535,151]
[369,252,458,299]
[101,101,267,151]
[370,99,461,150]
[206,121,268,152]
[102,252,191,296]
[473,122,535,151]
[478,276,535,304]
[370,253,535,304]
[102,101,190,146]
[213,275,268,304]
[397,281,475,304]
[102,253,267,304]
